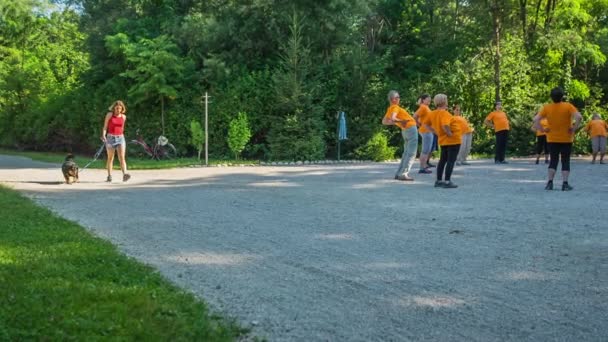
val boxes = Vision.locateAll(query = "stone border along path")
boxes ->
[1,154,607,341]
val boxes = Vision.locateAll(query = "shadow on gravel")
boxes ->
[0,156,59,170]
[2,180,64,185]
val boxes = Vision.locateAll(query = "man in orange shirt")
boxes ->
[584,113,608,164]
[382,90,418,181]
[484,101,510,164]
[423,94,461,188]
[534,87,582,191]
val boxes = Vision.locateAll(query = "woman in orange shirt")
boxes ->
[414,94,434,173]
[533,87,582,191]
[423,94,461,188]
[584,113,608,164]
[531,117,549,164]
[452,104,473,165]
[382,90,418,181]
[484,101,510,164]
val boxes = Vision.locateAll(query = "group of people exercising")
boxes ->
[382,87,605,191]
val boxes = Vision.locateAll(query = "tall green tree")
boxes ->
[227,111,252,160]
[267,12,326,161]
[105,33,194,135]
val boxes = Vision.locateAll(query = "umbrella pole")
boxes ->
[338,139,341,161]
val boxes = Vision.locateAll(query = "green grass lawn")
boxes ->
[0,186,246,340]
[0,149,259,170]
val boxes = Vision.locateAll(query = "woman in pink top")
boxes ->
[101,100,131,182]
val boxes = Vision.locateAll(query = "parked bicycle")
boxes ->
[129,129,177,160]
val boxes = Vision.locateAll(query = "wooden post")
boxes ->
[336,111,339,161]
[204,92,210,166]
[200,92,211,166]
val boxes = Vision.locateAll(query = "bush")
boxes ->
[267,110,326,161]
[355,132,396,161]
[227,112,252,160]
[189,119,204,160]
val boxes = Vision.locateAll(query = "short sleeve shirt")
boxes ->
[384,105,416,130]
[538,102,579,143]
[485,111,510,131]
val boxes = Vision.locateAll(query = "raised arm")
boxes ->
[413,112,420,126]
[570,112,582,133]
[101,113,112,142]
[530,122,538,133]
[442,124,453,137]
[382,113,395,125]
[484,118,494,130]
[533,114,545,132]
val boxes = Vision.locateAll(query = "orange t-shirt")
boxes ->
[536,118,549,137]
[485,111,510,131]
[415,104,432,133]
[425,109,461,146]
[585,119,608,137]
[452,116,472,134]
[384,104,416,130]
[538,102,579,143]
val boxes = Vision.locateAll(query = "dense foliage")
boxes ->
[1,0,607,160]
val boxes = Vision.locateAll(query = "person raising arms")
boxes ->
[452,103,473,166]
[531,114,549,165]
[414,94,434,173]
[534,87,582,191]
[382,90,418,181]
[484,101,510,164]
[584,113,608,164]
[423,94,462,188]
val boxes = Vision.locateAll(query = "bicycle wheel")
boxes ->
[129,140,154,159]
[154,143,177,160]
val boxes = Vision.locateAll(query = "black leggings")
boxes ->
[536,135,548,155]
[437,144,461,181]
[548,142,572,171]
[495,130,509,162]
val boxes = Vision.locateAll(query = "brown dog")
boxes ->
[62,154,79,184]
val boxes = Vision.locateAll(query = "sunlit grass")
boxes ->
[0,186,247,340]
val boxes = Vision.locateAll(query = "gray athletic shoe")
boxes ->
[442,181,458,188]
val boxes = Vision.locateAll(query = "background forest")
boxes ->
[1,0,607,161]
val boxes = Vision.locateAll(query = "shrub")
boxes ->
[227,112,252,160]
[355,132,396,161]
[189,119,204,160]
[267,110,326,161]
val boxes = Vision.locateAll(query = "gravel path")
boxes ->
[1,154,607,341]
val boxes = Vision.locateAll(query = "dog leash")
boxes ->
[80,143,106,172]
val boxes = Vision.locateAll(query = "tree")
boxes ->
[267,11,326,161]
[106,34,193,135]
[189,119,204,161]
[227,112,251,160]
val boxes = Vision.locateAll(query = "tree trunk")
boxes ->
[454,0,460,40]
[492,1,502,102]
[161,95,165,136]
[519,0,527,45]
[529,0,542,44]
